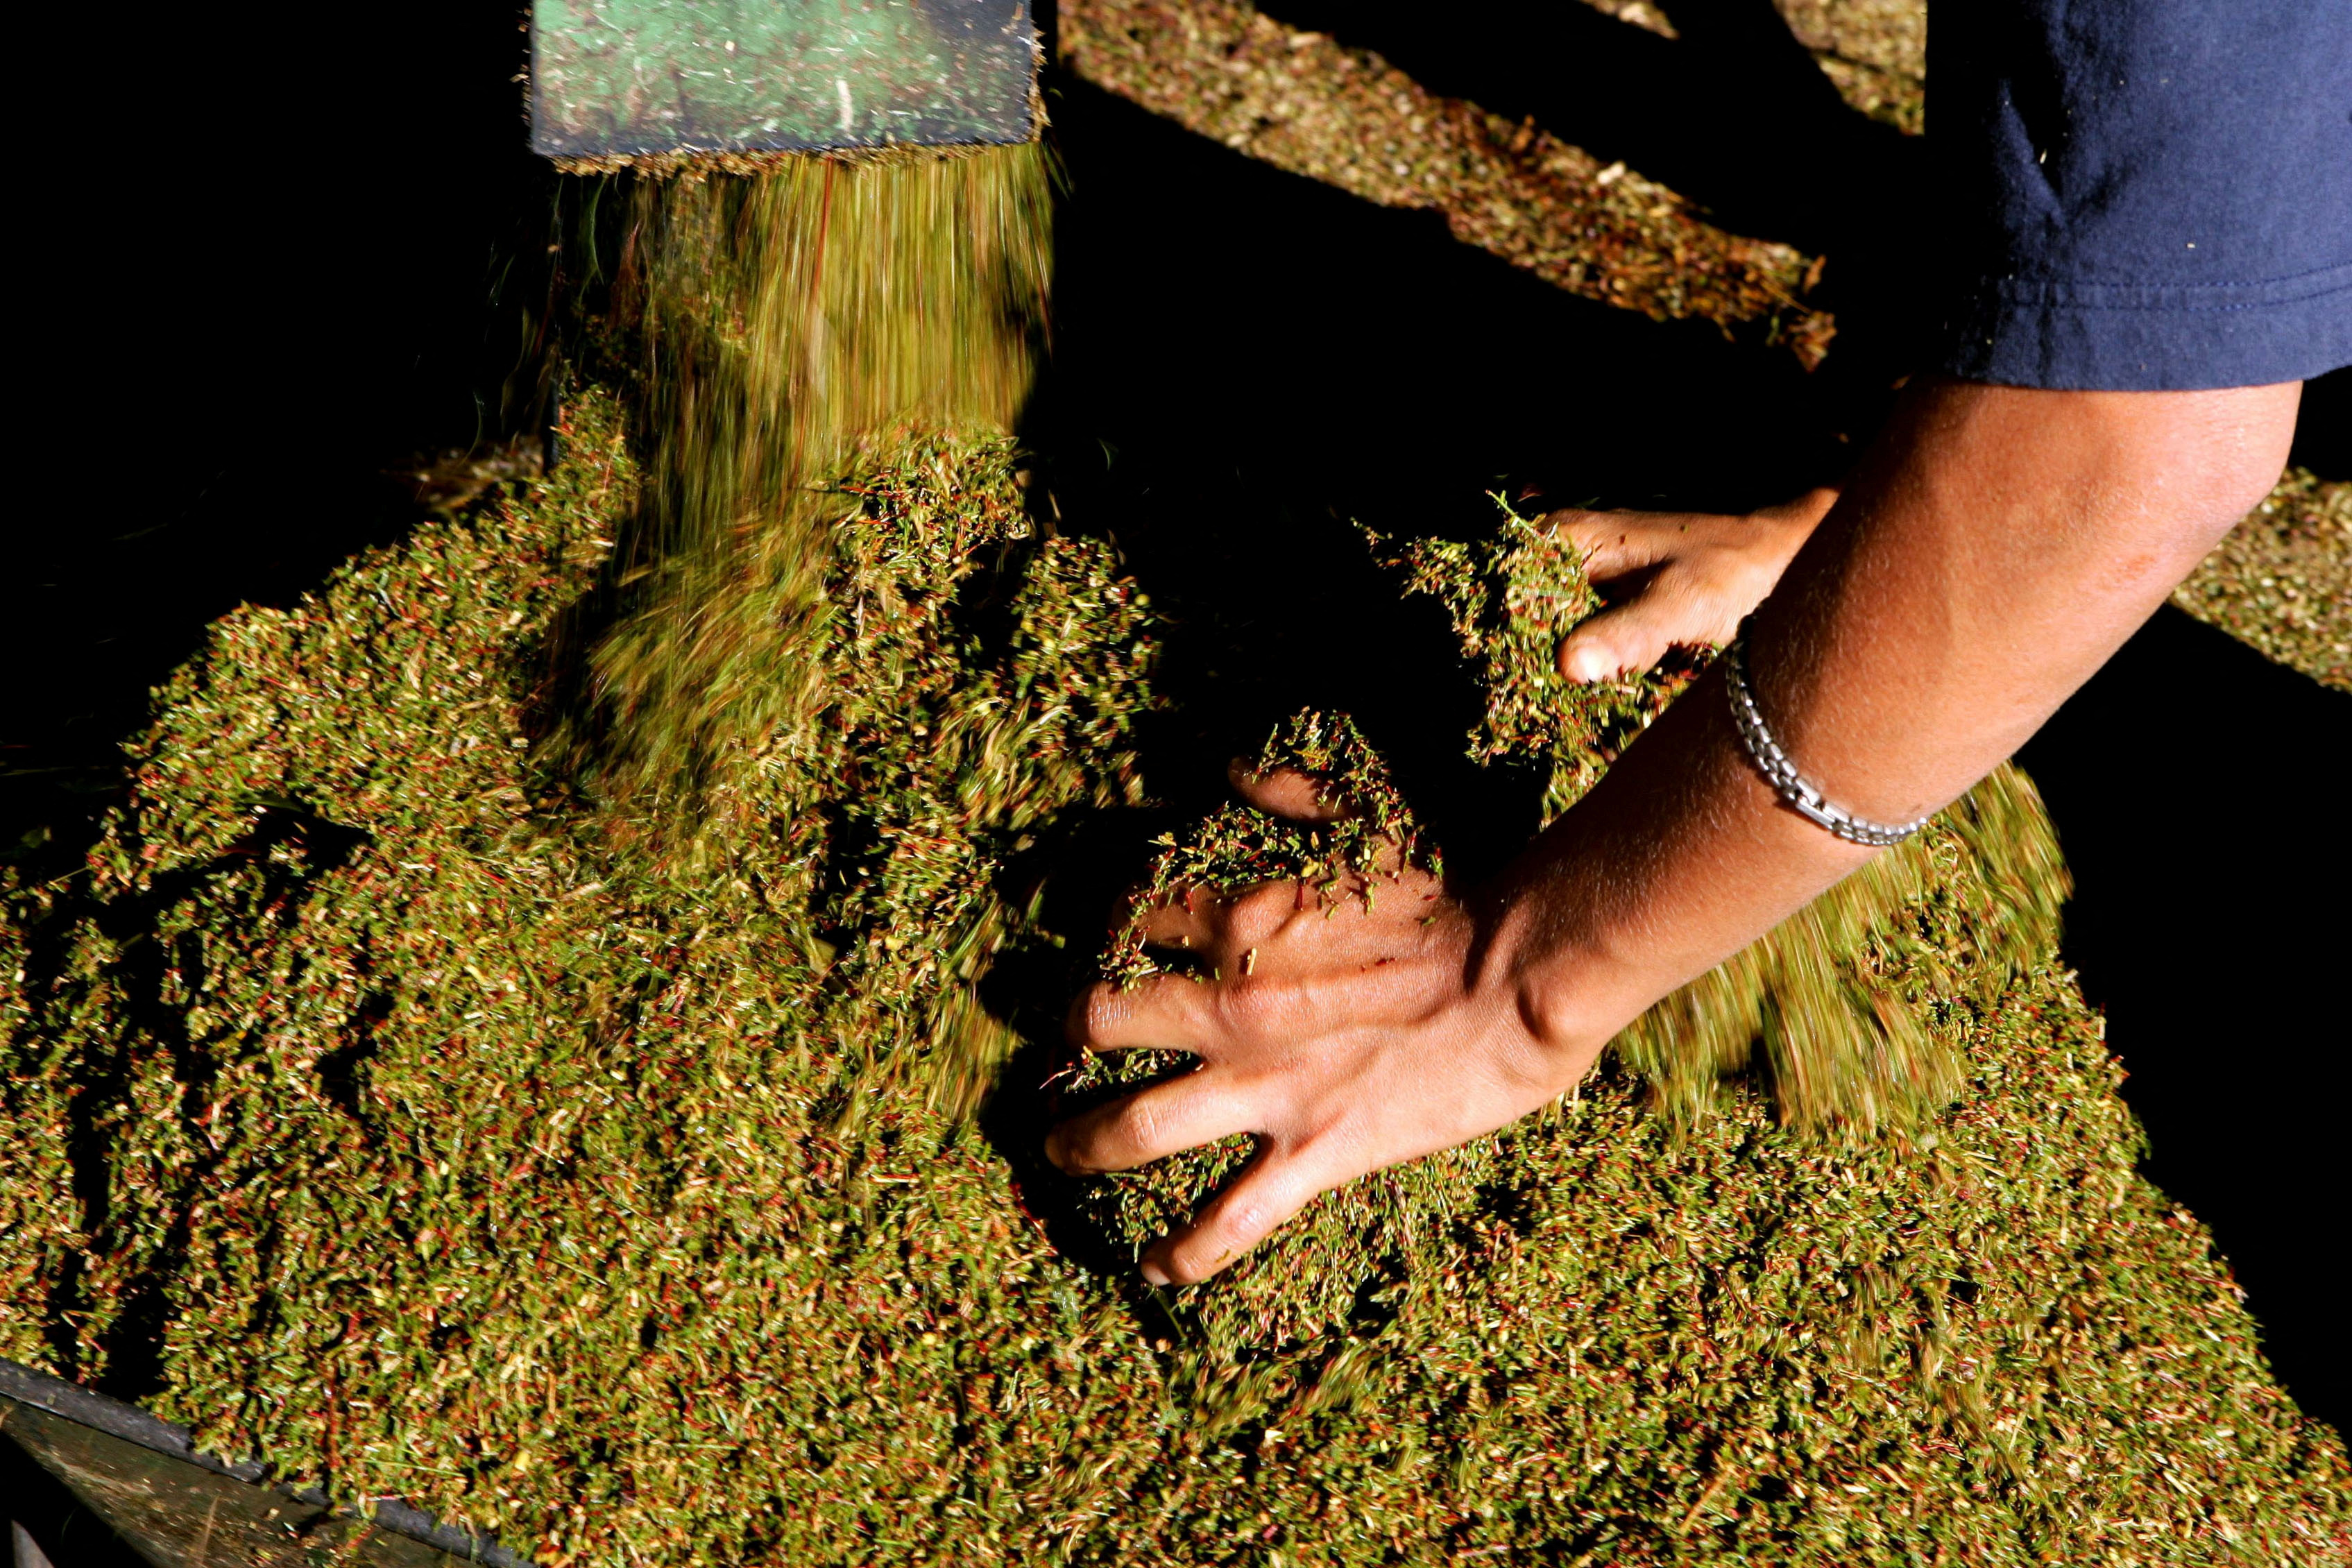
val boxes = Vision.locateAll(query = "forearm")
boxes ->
[1497,377,2300,1057]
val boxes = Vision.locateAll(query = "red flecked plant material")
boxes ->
[1059,0,1839,366]
[3,388,2347,1565]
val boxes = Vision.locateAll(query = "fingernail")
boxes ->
[1564,646,1616,683]
[1139,1259,1171,1288]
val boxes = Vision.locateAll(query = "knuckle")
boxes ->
[1209,977,1274,1032]
[1222,1195,1272,1247]
[1227,889,1288,938]
[1115,1097,1162,1152]
[1074,987,1114,1043]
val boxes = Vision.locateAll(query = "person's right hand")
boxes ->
[1543,487,1837,683]
[1042,765,1613,1288]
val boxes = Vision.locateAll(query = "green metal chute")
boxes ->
[530,0,1039,158]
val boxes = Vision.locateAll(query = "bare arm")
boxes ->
[1047,377,2301,1287]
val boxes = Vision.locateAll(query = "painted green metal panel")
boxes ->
[531,0,1037,158]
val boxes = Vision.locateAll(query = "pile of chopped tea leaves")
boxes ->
[557,144,1055,828]
[3,383,2346,1567]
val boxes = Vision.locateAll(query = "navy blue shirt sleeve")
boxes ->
[1927,1,2352,391]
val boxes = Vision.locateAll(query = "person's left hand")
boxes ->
[1043,767,1605,1286]
[1543,487,1834,682]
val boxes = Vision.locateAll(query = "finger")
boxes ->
[1045,1070,1258,1175]
[1556,596,1694,683]
[1141,1145,1329,1286]
[1540,509,1678,580]
[1068,974,1222,1053]
[1137,885,1222,952]
[1227,760,1349,823]
[1142,880,1343,975]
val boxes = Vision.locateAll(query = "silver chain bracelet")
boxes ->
[1723,619,1925,848]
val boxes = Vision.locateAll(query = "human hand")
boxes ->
[1544,488,1837,683]
[1043,767,1608,1287]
